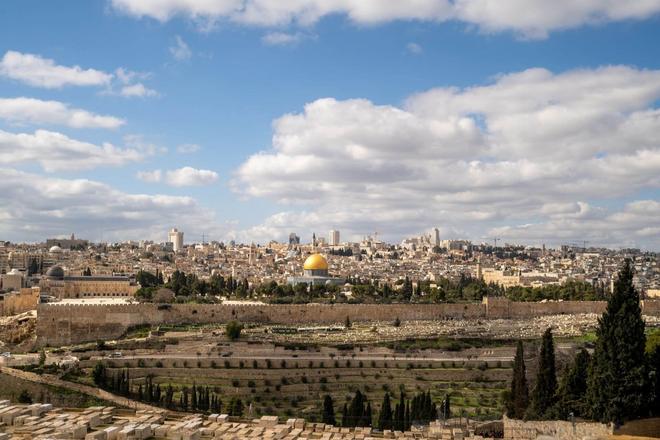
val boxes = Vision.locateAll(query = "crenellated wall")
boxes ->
[35,298,660,347]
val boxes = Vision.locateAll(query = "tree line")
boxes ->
[91,364,244,415]
[321,389,445,430]
[134,267,608,305]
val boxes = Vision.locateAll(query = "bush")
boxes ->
[225,320,244,341]
[17,389,32,404]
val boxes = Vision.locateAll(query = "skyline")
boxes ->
[1,1,660,249]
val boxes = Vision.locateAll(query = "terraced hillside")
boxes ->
[72,340,514,422]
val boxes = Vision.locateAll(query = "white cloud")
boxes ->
[0,51,159,97]
[138,167,219,186]
[406,42,423,54]
[120,83,159,97]
[233,65,660,249]
[170,35,192,60]
[262,32,304,46]
[0,50,113,88]
[176,143,201,154]
[0,97,125,129]
[0,129,154,172]
[110,0,660,38]
[136,169,163,183]
[166,167,219,186]
[0,168,223,242]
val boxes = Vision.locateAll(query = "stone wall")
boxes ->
[0,287,40,316]
[503,415,613,440]
[35,298,660,347]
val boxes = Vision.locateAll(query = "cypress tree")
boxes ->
[506,340,529,419]
[587,260,649,424]
[404,401,410,430]
[555,348,590,419]
[322,395,336,425]
[649,346,660,416]
[443,393,450,419]
[363,402,372,427]
[378,393,393,430]
[341,403,348,427]
[528,328,557,419]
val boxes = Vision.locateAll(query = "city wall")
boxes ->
[35,298,660,347]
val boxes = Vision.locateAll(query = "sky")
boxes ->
[0,0,659,249]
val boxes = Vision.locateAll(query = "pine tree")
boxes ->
[378,392,393,430]
[587,260,649,424]
[528,328,557,419]
[322,395,336,425]
[506,340,529,419]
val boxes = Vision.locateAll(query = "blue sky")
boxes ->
[1,1,660,248]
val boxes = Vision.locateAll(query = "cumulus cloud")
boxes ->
[120,83,159,97]
[0,51,159,97]
[0,50,113,88]
[0,168,223,242]
[0,129,154,172]
[136,169,163,183]
[233,65,660,249]
[0,97,125,129]
[138,167,219,186]
[170,35,192,60]
[166,167,219,186]
[110,0,660,38]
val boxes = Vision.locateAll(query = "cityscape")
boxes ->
[1,1,660,439]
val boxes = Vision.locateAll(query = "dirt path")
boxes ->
[0,366,165,413]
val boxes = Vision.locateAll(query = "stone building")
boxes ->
[39,266,138,299]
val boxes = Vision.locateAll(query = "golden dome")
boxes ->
[303,254,328,271]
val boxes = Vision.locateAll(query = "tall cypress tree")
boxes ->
[506,340,529,419]
[555,348,590,419]
[587,260,649,424]
[528,328,557,419]
[378,393,393,430]
[322,395,336,425]
[649,346,660,417]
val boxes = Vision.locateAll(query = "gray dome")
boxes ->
[46,265,64,280]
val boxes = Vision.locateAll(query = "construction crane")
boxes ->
[490,237,500,248]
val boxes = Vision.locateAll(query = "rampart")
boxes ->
[35,298,660,347]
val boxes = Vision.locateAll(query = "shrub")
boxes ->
[225,321,243,341]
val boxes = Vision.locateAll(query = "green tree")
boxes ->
[649,345,660,416]
[528,328,557,419]
[17,389,32,404]
[38,349,46,367]
[225,320,243,341]
[92,362,107,387]
[506,340,529,419]
[554,348,590,419]
[378,392,393,430]
[587,260,649,424]
[322,395,336,426]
